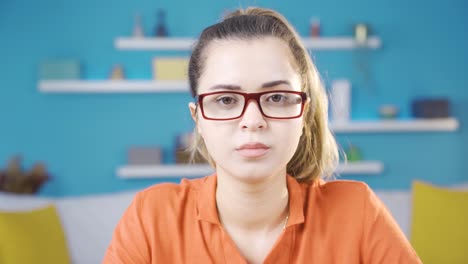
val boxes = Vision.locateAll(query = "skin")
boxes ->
[189,37,308,264]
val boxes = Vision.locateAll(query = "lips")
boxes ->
[235,143,270,158]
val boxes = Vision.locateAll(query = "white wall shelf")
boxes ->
[117,164,213,179]
[335,161,384,174]
[37,82,460,133]
[330,118,459,133]
[115,37,196,51]
[302,37,381,50]
[116,161,384,179]
[115,36,382,51]
[38,80,188,93]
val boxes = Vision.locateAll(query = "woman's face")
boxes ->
[189,37,306,183]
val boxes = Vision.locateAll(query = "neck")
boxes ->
[215,167,289,232]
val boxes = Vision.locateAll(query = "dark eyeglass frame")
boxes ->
[196,90,308,121]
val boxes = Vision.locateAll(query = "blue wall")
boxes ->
[1,0,467,197]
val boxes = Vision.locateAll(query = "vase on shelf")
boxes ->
[154,9,168,37]
[132,13,144,38]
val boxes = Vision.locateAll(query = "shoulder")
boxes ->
[312,179,373,199]
[139,177,204,197]
[301,179,376,213]
[133,176,211,211]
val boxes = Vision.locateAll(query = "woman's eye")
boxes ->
[216,96,236,105]
[268,94,287,102]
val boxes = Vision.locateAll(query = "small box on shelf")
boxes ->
[153,57,189,81]
[411,98,451,118]
[39,59,81,80]
[128,146,162,165]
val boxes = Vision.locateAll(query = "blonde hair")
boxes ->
[187,7,339,183]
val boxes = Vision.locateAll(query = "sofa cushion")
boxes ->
[0,205,71,264]
[375,191,411,237]
[55,190,137,264]
[410,181,468,264]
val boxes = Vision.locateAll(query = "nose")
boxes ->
[239,99,267,130]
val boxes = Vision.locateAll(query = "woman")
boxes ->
[103,7,421,264]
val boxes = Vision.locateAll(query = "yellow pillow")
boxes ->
[0,205,71,264]
[410,181,468,264]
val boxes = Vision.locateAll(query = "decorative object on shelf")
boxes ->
[352,22,376,94]
[330,79,351,122]
[128,146,162,165]
[133,13,144,38]
[345,144,362,162]
[379,104,400,119]
[152,57,189,81]
[309,17,321,37]
[154,9,168,37]
[354,23,369,45]
[411,98,451,118]
[109,64,125,80]
[39,59,81,80]
[175,132,206,164]
[0,155,51,194]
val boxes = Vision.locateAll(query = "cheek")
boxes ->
[280,120,303,136]
[274,121,304,150]
[198,121,230,149]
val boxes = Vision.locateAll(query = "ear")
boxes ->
[188,102,197,122]
[188,102,202,134]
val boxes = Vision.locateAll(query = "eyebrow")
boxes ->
[261,80,292,88]
[208,80,292,91]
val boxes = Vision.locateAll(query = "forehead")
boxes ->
[198,37,301,93]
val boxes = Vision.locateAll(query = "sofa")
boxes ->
[1,181,467,264]
[0,190,136,264]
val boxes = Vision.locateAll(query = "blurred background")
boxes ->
[1,0,466,197]
[0,0,467,263]
[0,0,468,196]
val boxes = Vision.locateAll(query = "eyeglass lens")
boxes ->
[202,91,303,119]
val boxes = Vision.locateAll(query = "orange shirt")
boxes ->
[103,174,422,263]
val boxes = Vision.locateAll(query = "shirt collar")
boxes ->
[196,174,306,226]
[285,174,305,226]
[196,174,220,224]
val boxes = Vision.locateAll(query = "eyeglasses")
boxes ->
[196,90,308,121]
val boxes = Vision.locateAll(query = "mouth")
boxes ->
[235,143,270,158]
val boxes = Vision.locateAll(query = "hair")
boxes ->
[187,7,339,183]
